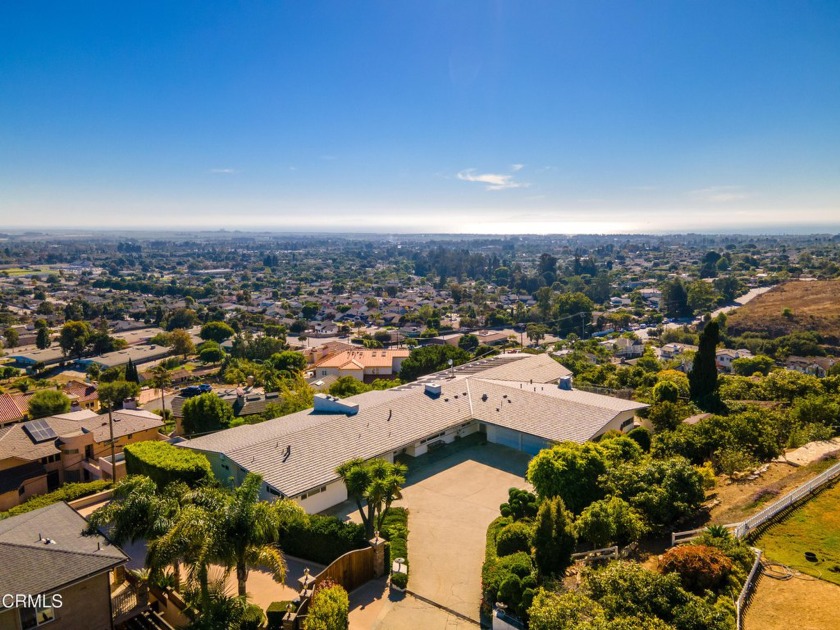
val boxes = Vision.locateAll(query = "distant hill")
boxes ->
[727,280,840,344]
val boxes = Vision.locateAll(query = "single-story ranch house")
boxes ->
[178,353,647,513]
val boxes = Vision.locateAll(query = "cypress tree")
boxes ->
[689,321,720,409]
[125,358,139,383]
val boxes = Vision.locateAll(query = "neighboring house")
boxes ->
[785,356,839,378]
[303,341,355,366]
[659,343,698,373]
[312,349,411,383]
[306,374,339,392]
[0,409,163,511]
[611,337,645,359]
[179,353,646,514]
[659,343,698,360]
[7,348,67,371]
[76,344,171,371]
[715,348,753,373]
[63,381,99,412]
[0,393,32,427]
[0,502,128,630]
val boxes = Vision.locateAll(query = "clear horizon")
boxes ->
[2,2,839,232]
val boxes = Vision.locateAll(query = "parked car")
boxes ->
[180,385,202,397]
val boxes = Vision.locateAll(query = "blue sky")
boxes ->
[2,1,839,233]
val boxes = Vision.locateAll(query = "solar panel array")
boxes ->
[22,419,58,443]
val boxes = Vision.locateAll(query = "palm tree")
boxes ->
[97,380,140,477]
[336,458,406,538]
[150,364,172,420]
[216,474,287,597]
[85,476,188,589]
[148,503,218,604]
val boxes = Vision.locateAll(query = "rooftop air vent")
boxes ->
[424,382,442,397]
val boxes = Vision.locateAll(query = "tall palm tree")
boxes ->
[150,364,172,422]
[85,476,188,588]
[336,458,406,538]
[147,503,218,604]
[97,380,140,477]
[216,474,287,597]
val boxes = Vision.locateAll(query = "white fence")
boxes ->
[735,460,840,538]
[671,522,741,547]
[670,460,840,630]
[672,459,840,545]
[571,545,619,563]
[735,548,762,630]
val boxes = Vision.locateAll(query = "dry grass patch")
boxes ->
[727,279,840,341]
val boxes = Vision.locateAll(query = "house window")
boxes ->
[321,370,327,376]
[20,603,56,628]
[620,418,635,431]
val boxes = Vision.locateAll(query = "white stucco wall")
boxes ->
[297,479,348,514]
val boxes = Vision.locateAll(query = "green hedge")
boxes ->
[380,507,409,565]
[123,441,212,489]
[281,514,367,565]
[0,480,111,521]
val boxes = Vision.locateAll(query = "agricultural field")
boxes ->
[727,279,840,342]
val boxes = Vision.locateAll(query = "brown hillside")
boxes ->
[727,280,840,343]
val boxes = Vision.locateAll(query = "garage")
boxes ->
[486,424,552,456]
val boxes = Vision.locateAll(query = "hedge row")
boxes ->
[0,480,111,521]
[123,441,212,489]
[380,507,409,574]
[281,514,367,566]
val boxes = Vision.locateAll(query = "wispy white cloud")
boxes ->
[457,166,529,191]
[210,168,238,174]
[511,163,525,172]
[689,185,749,203]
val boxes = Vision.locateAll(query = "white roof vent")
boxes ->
[425,382,442,397]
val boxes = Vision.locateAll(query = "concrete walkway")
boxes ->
[349,583,477,630]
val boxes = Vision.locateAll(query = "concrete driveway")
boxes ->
[398,443,532,622]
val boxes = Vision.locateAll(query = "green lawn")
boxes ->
[756,481,840,585]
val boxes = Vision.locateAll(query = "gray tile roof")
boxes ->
[180,354,645,498]
[469,380,646,443]
[0,502,127,596]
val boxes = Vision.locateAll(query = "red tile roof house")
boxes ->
[0,392,32,427]
[312,349,411,383]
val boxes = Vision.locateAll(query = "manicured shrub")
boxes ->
[496,521,533,557]
[499,487,538,520]
[659,545,733,594]
[482,551,534,605]
[390,571,408,589]
[0,480,111,520]
[123,441,212,489]
[380,507,409,567]
[303,584,349,630]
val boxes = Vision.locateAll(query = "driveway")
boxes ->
[398,443,532,621]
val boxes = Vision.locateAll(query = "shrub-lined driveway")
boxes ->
[397,443,531,621]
